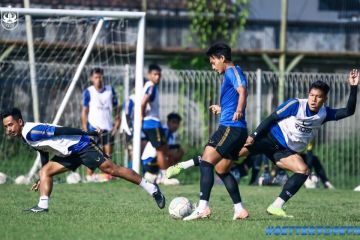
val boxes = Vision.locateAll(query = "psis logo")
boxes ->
[1,7,18,30]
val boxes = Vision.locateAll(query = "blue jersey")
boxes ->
[219,66,247,128]
[271,98,337,149]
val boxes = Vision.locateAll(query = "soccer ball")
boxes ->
[66,172,81,184]
[0,172,7,184]
[15,175,30,184]
[304,175,319,189]
[168,197,193,219]
[354,185,360,192]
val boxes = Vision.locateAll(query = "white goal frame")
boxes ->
[0,7,145,177]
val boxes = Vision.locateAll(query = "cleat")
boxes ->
[152,184,166,209]
[233,208,249,220]
[166,164,183,178]
[266,205,293,218]
[183,206,211,221]
[24,205,48,213]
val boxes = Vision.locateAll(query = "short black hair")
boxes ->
[148,64,162,73]
[310,81,330,95]
[167,112,182,122]
[206,43,232,61]
[0,108,23,121]
[90,67,104,76]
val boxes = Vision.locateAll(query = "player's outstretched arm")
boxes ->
[54,126,101,137]
[326,69,358,122]
[249,112,281,141]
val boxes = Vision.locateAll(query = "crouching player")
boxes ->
[1,108,165,213]
[240,70,358,217]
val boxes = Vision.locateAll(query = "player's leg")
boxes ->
[215,159,249,220]
[82,143,165,209]
[25,161,70,213]
[311,155,334,189]
[183,146,222,221]
[267,153,309,217]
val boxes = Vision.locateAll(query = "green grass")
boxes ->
[1,181,360,240]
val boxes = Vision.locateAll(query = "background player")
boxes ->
[81,67,121,181]
[1,108,165,213]
[183,43,249,221]
[240,69,358,217]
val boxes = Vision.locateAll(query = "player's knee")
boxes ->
[39,167,50,179]
[296,165,309,175]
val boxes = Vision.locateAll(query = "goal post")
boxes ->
[0,7,145,181]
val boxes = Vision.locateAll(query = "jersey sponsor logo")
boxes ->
[295,121,312,133]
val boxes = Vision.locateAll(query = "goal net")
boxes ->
[0,8,145,183]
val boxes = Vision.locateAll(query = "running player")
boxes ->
[1,108,165,213]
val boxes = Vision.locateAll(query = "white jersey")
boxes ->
[21,122,88,157]
[277,99,327,152]
[142,81,160,122]
[85,85,116,131]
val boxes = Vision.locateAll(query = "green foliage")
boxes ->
[187,0,251,48]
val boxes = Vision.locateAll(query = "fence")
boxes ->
[0,67,359,188]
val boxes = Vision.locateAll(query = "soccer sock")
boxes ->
[234,202,244,212]
[199,161,214,202]
[217,172,242,204]
[271,197,285,208]
[139,178,157,195]
[38,196,49,209]
[179,156,201,169]
[198,200,209,210]
[278,173,308,203]
[160,169,166,179]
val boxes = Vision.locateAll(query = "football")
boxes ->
[168,197,193,219]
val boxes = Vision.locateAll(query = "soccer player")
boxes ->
[1,108,165,213]
[240,69,358,217]
[182,43,249,221]
[141,64,174,178]
[81,67,121,181]
[142,112,184,185]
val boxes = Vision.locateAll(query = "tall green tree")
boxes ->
[187,0,251,48]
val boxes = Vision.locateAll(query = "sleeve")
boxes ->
[227,67,247,90]
[54,126,99,136]
[323,86,358,123]
[111,86,118,107]
[83,89,90,108]
[275,98,299,119]
[26,124,56,141]
[250,99,299,139]
[144,84,157,102]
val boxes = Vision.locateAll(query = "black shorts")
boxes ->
[245,133,296,164]
[206,125,248,161]
[143,128,166,148]
[95,130,114,146]
[52,142,106,171]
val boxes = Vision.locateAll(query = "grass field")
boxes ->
[1,181,360,240]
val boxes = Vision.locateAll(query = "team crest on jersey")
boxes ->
[1,7,18,30]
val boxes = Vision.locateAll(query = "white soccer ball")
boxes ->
[0,172,7,184]
[168,197,193,219]
[15,175,30,184]
[66,172,81,184]
[354,185,360,192]
[304,175,319,189]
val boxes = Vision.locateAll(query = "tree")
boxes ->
[187,0,251,48]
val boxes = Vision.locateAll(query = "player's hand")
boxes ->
[244,136,254,147]
[95,128,103,135]
[209,105,221,115]
[349,69,359,86]
[232,111,243,122]
[31,180,40,191]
